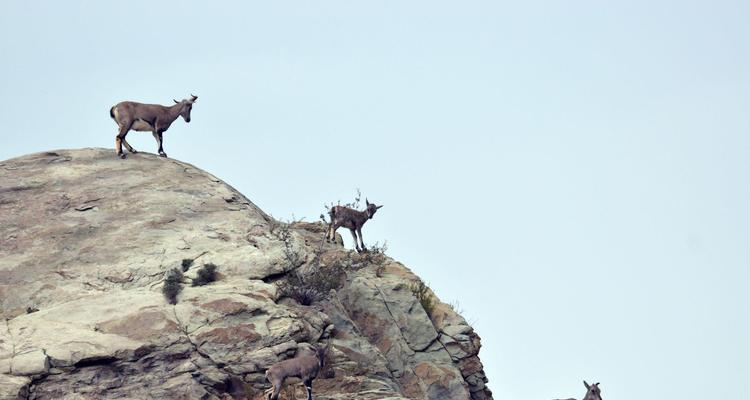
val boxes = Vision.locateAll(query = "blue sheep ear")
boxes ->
[366,198,370,206]
[584,381,590,389]
[377,205,383,209]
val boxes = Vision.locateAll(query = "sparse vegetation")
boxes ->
[273,219,344,305]
[267,215,283,238]
[271,201,388,304]
[277,263,346,305]
[334,240,389,274]
[192,263,218,286]
[323,188,362,214]
[162,268,184,305]
[409,280,436,315]
[448,300,465,315]
[275,221,304,271]
[269,214,305,241]
[273,214,319,273]
[181,258,194,272]
[361,241,388,268]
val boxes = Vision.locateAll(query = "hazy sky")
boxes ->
[2,1,749,399]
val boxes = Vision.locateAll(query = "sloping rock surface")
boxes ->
[0,149,492,400]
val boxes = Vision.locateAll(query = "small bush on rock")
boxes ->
[181,258,194,272]
[163,268,184,305]
[409,280,435,315]
[362,241,388,269]
[267,215,282,238]
[277,264,345,305]
[192,263,218,286]
[338,241,389,272]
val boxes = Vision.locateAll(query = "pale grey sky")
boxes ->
[1,1,749,399]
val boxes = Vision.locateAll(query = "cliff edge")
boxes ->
[0,149,492,400]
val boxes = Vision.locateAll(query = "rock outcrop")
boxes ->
[0,149,492,400]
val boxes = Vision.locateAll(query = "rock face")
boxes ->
[0,149,492,400]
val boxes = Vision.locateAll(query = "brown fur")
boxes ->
[325,199,383,252]
[265,346,327,400]
[109,95,197,158]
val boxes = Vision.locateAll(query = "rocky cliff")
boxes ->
[0,149,492,400]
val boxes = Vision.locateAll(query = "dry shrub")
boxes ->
[192,263,218,286]
[277,263,345,305]
[163,268,184,305]
[409,280,435,315]
[361,241,388,268]
[181,258,194,272]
